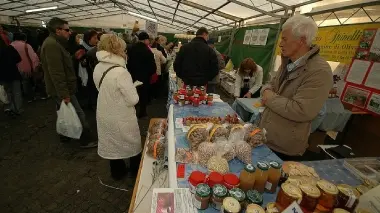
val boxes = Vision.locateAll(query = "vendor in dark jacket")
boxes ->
[174,27,219,86]
[127,31,156,118]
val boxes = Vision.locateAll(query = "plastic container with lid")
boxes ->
[266,202,279,213]
[224,173,240,190]
[246,204,265,213]
[240,164,256,192]
[207,171,224,188]
[188,171,206,193]
[229,188,246,206]
[275,182,302,212]
[221,197,241,213]
[246,189,263,207]
[335,184,360,212]
[316,179,339,213]
[193,183,211,210]
[266,161,282,193]
[254,161,269,193]
[210,184,228,210]
[299,184,321,213]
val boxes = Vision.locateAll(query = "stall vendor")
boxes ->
[234,58,263,98]
[260,15,332,161]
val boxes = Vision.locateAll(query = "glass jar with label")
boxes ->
[246,189,263,207]
[275,182,302,212]
[210,184,228,210]
[221,197,241,213]
[246,204,265,213]
[299,184,321,213]
[335,184,360,212]
[229,188,246,206]
[316,179,338,213]
[266,161,282,193]
[254,161,269,193]
[240,164,256,192]
[193,183,211,210]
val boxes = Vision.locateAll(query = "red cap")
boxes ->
[223,173,239,188]
[208,172,223,188]
[189,171,206,186]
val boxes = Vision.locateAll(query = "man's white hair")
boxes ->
[282,15,318,46]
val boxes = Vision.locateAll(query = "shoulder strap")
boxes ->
[98,65,121,88]
[25,43,33,71]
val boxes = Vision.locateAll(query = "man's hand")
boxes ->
[262,89,274,104]
[243,92,252,98]
[63,97,71,104]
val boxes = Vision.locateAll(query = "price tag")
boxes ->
[282,201,304,213]
[177,164,185,178]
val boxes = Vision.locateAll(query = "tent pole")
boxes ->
[227,24,237,56]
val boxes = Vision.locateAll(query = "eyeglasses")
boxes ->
[59,28,70,32]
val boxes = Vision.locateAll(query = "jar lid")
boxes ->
[224,173,240,185]
[333,208,350,213]
[229,188,246,202]
[281,183,302,199]
[269,161,282,169]
[246,204,265,213]
[317,180,338,195]
[245,164,256,173]
[189,171,206,185]
[213,184,228,198]
[222,197,241,212]
[286,177,301,187]
[300,184,321,198]
[266,202,279,213]
[246,190,263,205]
[257,161,269,170]
[195,183,211,197]
[209,172,223,183]
[337,184,360,197]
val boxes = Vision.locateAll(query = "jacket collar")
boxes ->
[96,50,126,67]
[49,33,68,48]
[191,36,207,44]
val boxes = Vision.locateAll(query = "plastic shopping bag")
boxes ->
[78,64,88,86]
[56,101,83,139]
[0,85,9,104]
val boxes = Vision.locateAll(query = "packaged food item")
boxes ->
[186,85,194,96]
[214,137,235,161]
[228,124,245,138]
[149,120,166,134]
[192,97,200,107]
[207,171,224,188]
[188,171,206,193]
[266,161,282,193]
[148,132,164,141]
[173,91,178,104]
[207,93,213,103]
[193,183,211,210]
[246,204,265,213]
[254,161,269,193]
[275,182,302,212]
[221,197,241,213]
[335,184,360,212]
[210,184,228,210]
[229,188,246,205]
[246,189,263,206]
[239,164,256,192]
[146,138,165,159]
[197,142,216,167]
[234,140,252,164]
[178,89,186,106]
[208,155,229,174]
[225,114,239,124]
[266,202,279,213]
[186,124,208,150]
[286,177,302,187]
[200,86,206,96]
[244,125,266,148]
[224,173,240,189]
[299,184,321,213]
[316,179,339,213]
[209,125,229,142]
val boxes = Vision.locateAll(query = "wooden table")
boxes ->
[128,118,168,213]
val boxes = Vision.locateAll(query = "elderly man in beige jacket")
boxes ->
[260,15,332,161]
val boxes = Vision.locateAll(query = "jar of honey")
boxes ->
[246,204,265,213]
[246,189,263,207]
[275,183,302,212]
[254,161,269,193]
[316,179,338,213]
[266,161,282,193]
[335,184,360,212]
[239,164,256,192]
[193,183,211,210]
[210,184,228,210]
[221,197,241,213]
[299,184,321,213]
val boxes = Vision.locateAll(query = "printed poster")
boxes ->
[369,28,380,62]
[243,30,252,45]
[250,29,259,45]
[342,85,370,108]
[364,62,380,90]
[145,20,158,37]
[367,93,380,114]
[258,28,270,46]
[346,59,371,84]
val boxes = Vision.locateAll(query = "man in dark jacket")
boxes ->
[174,27,219,86]
[40,17,97,148]
[127,31,156,118]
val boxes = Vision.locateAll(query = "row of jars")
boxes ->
[276,179,361,213]
[173,86,214,106]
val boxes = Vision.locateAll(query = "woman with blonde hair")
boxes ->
[93,34,141,180]
[234,58,263,98]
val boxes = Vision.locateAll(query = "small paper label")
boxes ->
[346,194,357,208]
[177,164,185,178]
[182,126,190,133]
[179,95,185,99]
[282,201,304,213]
[265,181,272,190]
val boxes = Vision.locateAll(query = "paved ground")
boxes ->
[0,95,168,213]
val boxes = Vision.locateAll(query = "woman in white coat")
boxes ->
[234,58,263,98]
[93,34,141,180]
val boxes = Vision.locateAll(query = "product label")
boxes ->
[192,194,202,209]
[194,94,199,98]
[179,95,185,99]
[346,194,357,208]
[265,182,272,190]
